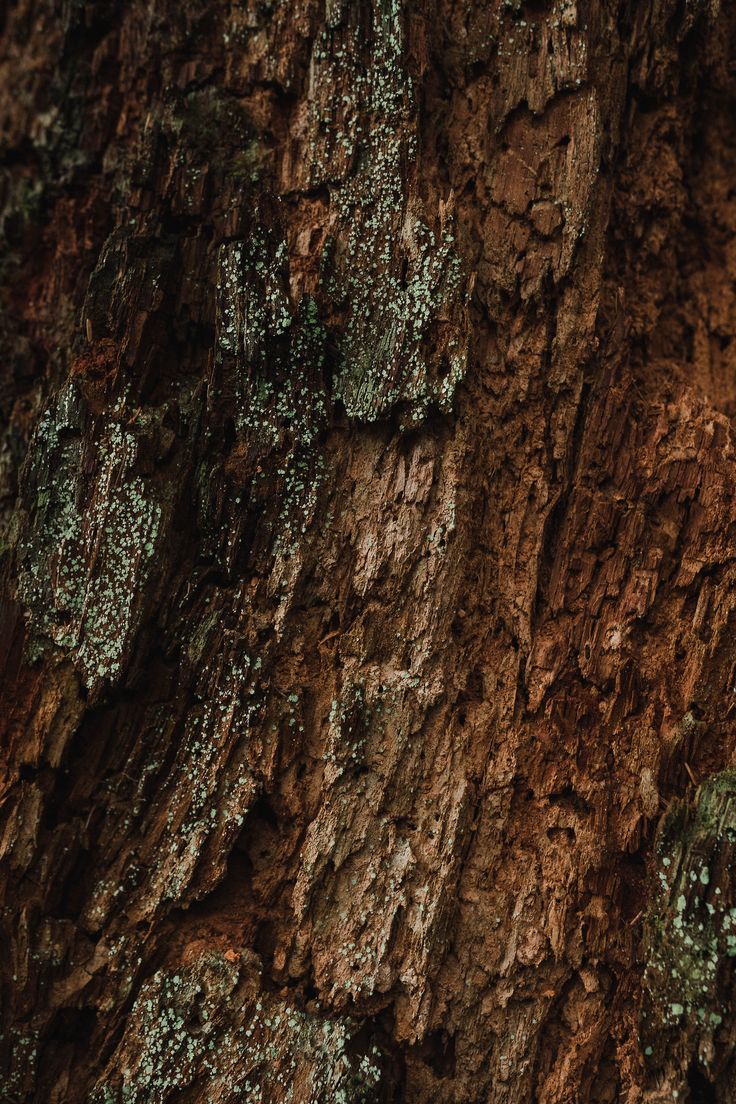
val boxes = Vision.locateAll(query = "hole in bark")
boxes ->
[254,919,277,964]
[184,1003,208,1037]
[455,665,483,718]
[49,1005,97,1046]
[399,256,409,289]
[237,793,279,839]
[36,1004,99,1104]
[417,1028,456,1079]
[464,666,484,701]
[547,786,591,815]
[349,1009,406,1100]
[51,845,93,920]
[223,417,236,450]
[436,354,451,381]
[466,59,489,82]
[688,1060,716,1103]
[589,1034,620,1102]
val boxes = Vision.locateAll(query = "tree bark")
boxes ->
[2,0,736,1101]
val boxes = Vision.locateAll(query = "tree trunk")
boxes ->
[2,0,736,1100]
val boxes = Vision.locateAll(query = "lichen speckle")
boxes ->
[306,0,471,422]
[642,770,736,1074]
[215,232,329,564]
[90,953,383,1104]
[18,382,163,689]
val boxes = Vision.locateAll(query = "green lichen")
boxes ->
[307,0,471,423]
[215,231,329,562]
[323,681,370,781]
[18,383,162,689]
[0,1025,39,1102]
[155,651,262,903]
[90,954,383,1104]
[642,770,736,1066]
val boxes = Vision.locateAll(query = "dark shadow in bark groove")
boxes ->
[687,1059,717,1104]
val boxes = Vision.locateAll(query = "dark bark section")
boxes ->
[1,1,736,1102]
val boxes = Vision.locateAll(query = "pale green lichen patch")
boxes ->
[306,0,471,423]
[0,1025,39,1101]
[323,680,371,784]
[90,953,383,1103]
[153,652,262,904]
[216,232,327,448]
[80,639,266,928]
[215,232,329,562]
[641,770,736,1070]
[18,383,163,690]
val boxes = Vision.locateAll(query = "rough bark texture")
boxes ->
[2,0,736,1101]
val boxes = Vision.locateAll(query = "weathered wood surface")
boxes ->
[1,1,736,1100]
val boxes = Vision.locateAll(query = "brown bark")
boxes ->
[2,1,736,1101]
